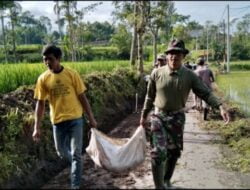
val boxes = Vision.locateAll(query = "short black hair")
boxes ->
[42,44,62,59]
[197,58,205,66]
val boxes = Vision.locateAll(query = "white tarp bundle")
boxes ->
[86,126,147,172]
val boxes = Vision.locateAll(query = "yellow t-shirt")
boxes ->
[34,67,86,124]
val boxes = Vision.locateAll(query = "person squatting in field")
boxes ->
[139,39,230,189]
[32,45,97,189]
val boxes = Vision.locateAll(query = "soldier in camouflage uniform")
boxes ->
[139,39,230,189]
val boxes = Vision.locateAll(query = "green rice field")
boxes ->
[217,71,250,116]
[0,60,131,94]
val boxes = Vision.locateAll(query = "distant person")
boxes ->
[32,44,97,189]
[193,57,215,120]
[154,53,167,69]
[139,39,230,189]
[145,54,167,83]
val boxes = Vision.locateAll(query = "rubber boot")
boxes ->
[204,108,209,120]
[151,160,166,189]
[164,156,178,188]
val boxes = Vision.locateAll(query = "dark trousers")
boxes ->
[164,148,180,181]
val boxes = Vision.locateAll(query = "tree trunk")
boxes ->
[130,2,138,68]
[66,3,76,62]
[56,1,62,42]
[0,12,8,63]
[11,17,17,63]
[70,29,76,62]
[130,23,138,68]
[152,31,158,65]
[137,32,143,74]
[136,1,149,75]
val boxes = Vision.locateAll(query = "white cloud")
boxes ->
[19,1,113,31]
[175,1,250,25]
[18,1,250,32]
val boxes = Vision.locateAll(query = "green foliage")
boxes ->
[4,109,22,149]
[0,106,57,186]
[201,72,250,173]
[89,46,121,60]
[0,45,134,63]
[143,46,152,62]
[16,45,42,54]
[0,67,146,186]
[173,24,187,39]
[0,109,28,184]
[211,41,224,61]
[0,60,130,93]
[0,63,45,93]
[83,21,115,42]
[0,45,42,63]
[230,63,250,71]
[231,39,250,60]
[110,24,132,59]
[19,53,42,63]
[220,121,250,173]
[202,117,250,173]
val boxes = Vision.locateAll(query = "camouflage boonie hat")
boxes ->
[164,39,189,55]
[157,53,166,60]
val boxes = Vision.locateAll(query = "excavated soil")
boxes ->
[41,95,250,189]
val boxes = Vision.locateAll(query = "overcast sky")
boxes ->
[18,1,250,31]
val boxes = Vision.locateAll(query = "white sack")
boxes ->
[85,126,147,172]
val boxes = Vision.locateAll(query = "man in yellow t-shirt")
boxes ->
[32,44,97,189]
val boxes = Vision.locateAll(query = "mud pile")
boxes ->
[0,68,147,188]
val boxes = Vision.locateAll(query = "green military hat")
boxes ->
[164,39,189,55]
[157,53,166,60]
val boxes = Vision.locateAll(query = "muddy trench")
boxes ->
[41,95,250,189]
[2,89,146,189]
[1,69,148,189]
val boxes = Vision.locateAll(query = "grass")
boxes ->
[0,60,128,94]
[91,46,117,51]
[201,118,250,173]
[217,71,250,116]
[0,60,153,94]
[229,61,250,70]
[200,70,250,173]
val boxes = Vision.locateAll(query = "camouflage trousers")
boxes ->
[150,111,185,164]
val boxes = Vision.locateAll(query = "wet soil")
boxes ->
[42,95,250,189]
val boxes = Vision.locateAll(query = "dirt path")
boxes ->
[42,96,250,189]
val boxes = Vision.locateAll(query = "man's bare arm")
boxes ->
[32,100,45,142]
[78,93,97,128]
